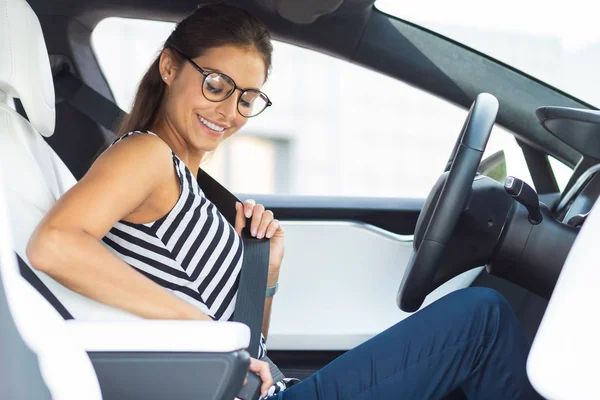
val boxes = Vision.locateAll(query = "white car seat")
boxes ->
[0,164,103,399]
[0,0,142,320]
[527,196,600,399]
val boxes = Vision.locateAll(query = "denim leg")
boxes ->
[271,287,542,400]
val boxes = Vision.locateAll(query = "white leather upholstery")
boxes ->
[0,0,141,321]
[0,0,55,136]
[0,90,143,321]
[527,197,600,399]
[66,320,250,352]
[0,165,103,400]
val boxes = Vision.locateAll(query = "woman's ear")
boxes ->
[159,49,178,85]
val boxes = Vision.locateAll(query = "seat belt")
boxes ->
[16,253,74,320]
[197,170,286,382]
[196,170,270,357]
[13,68,123,134]
[53,69,126,132]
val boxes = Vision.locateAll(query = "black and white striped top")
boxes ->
[101,131,299,396]
[101,130,244,321]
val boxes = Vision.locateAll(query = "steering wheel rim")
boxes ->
[397,93,499,312]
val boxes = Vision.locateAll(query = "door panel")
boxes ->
[268,220,483,351]
[240,195,424,235]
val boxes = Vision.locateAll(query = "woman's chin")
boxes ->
[191,130,222,151]
[196,139,220,153]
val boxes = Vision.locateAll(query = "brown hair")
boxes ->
[116,2,273,137]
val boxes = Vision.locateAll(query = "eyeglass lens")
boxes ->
[203,73,268,117]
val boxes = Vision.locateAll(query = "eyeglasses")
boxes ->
[169,46,272,118]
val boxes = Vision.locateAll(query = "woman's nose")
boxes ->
[215,93,239,121]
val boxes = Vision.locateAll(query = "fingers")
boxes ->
[248,357,273,397]
[249,203,264,237]
[234,202,246,235]
[243,199,256,218]
[264,219,280,239]
[256,210,274,239]
[237,200,280,240]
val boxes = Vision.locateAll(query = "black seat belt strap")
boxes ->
[197,169,285,382]
[197,170,285,381]
[196,168,269,359]
[53,69,125,132]
[15,252,74,320]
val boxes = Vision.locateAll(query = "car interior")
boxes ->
[1,0,599,399]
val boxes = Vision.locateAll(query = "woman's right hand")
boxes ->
[245,357,273,398]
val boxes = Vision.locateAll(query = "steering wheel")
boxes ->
[397,93,499,312]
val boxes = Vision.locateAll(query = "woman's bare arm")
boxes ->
[27,134,211,321]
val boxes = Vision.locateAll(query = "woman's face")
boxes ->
[161,45,267,152]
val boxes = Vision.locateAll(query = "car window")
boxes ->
[377,0,600,107]
[92,17,533,198]
[481,129,533,188]
[548,156,573,192]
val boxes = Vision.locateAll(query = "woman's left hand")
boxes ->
[235,200,284,282]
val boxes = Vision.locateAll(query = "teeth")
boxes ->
[199,116,225,132]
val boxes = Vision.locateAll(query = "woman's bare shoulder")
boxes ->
[91,133,173,178]
[38,133,176,238]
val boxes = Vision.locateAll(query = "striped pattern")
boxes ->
[101,131,291,395]
[101,131,243,321]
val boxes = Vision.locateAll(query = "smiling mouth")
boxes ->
[198,115,227,133]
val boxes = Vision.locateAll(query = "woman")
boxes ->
[27,3,542,399]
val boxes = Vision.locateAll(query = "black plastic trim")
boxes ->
[488,202,577,299]
[536,106,600,160]
[555,157,600,213]
[519,140,560,195]
[88,350,250,400]
[235,194,424,235]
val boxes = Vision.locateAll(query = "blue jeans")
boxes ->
[270,287,542,400]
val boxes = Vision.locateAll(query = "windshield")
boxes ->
[376,0,600,107]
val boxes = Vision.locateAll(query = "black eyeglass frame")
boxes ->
[168,45,272,118]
